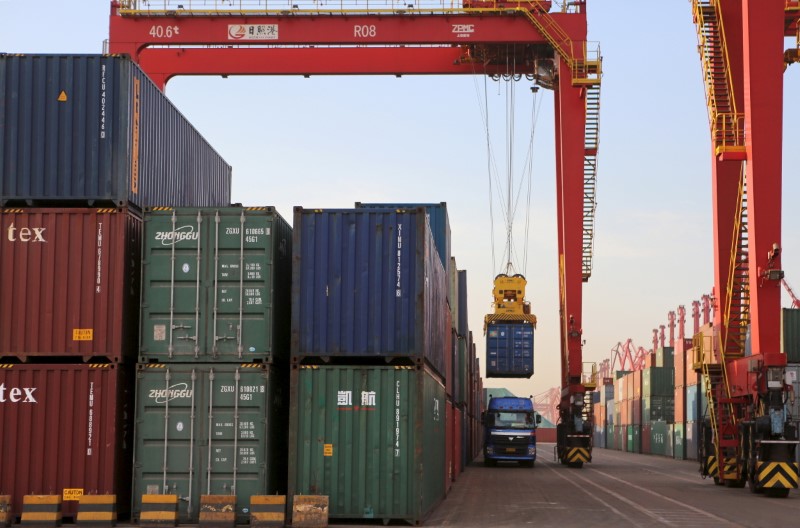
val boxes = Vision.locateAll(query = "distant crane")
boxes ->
[782,278,800,308]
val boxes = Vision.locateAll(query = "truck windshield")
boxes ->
[491,411,534,429]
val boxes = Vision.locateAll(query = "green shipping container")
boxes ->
[674,423,685,460]
[783,309,800,363]
[650,421,668,456]
[655,347,675,369]
[140,207,292,363]
[132,363,287,523]
[642,367,674,398]
[289,365,445,524]
[606,427,615,450]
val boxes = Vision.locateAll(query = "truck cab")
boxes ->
[482,396,541,467]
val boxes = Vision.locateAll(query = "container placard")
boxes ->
[63,488,83,501]
[73,329,94,341]
[323,444,333,457]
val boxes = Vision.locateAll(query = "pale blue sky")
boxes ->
[1,0,798,399]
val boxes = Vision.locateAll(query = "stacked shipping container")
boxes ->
[0,54,232,521]
[288,206,456,525]
[131,207,292,523]
[594,309,800,462]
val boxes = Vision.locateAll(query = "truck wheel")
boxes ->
[567,461,584,469]
[520,460,534,468]
[484,458,497,467]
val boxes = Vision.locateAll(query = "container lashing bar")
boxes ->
[162,368,171,493]
[237,212,245,360]
[207,368,215,495]
[194,212,202,359]
[213,214,220,359]
[188,369,197,519]
[232,368,240,493]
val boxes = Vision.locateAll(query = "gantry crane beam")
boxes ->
[108,0,599,469]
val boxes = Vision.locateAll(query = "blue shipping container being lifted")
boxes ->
[355,202,451,286]
[485,322,534,378]
[291,207,448,378]
[0,54,231,208]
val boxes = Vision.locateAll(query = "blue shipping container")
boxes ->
[0,54,231,207]
[292,207,448,378]
[355,202,450,286]
[485,322,534,378]
[457,270,469,338]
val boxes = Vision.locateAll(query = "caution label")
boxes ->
[63,488,83,501]
[73,329,94,341]
[58,90,68,102]
[323,444,333,457]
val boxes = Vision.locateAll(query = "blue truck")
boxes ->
[482,396,541,467]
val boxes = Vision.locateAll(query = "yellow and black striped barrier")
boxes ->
[0,495,11,527]
[139,495,178,527]
[76,495,116,527]
[21,495,62,526]
[250,496,286,527]
[292,496,328,528]
[722,457,738,480]
[756,461,800,489]
[198,495,235,528]
[704,456,718,477]
[565,447,590,464]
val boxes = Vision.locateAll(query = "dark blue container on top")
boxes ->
[292,207,448,378]
[0,54,231,207]
[486,322,534,378]
[355,202,451,290]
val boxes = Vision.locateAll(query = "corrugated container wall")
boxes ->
[448,257,459,328]
[291,208,447,377]
[132,363,287,523]
[355,203,450,288]
[139,207,292,363]
[0,55,231,207]
[0,364,133,518]
[485,322,534,378]
[656,347,674,369]
[783,309,800,363]
[642,367,674,398]
[457,270,469,337]
[0,208,140,361]
[288,365,445,524]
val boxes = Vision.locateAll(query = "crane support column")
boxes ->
[740,0,783,358]
[555,54,591,467]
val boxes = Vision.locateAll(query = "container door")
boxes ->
[141,212,205,361]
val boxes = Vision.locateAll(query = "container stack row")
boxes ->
[594,309,800,462]
[0,54,485,526]
[287,204,482,525]
[0,54,232,521]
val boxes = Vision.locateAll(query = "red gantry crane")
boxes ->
[108,0,602,467]
[691,0,799,496]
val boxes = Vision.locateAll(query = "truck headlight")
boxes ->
[528,446,536,456]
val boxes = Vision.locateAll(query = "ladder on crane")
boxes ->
[695,168,750,485]
[692,0,745,157]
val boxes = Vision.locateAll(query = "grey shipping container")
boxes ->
[448,257,459,329]
[0,54,231,207]
[355,202,451,287]
[292,208,448,377]
[139,207,292,363]
[289,365,445,524]
[132,363,287,523]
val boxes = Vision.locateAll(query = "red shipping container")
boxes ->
[454,407,463,478]
[445,321,454,398]
[537,428,556,443]
[674,385,687,423]
[632,399,642,425]
[0,208,141,362]
[675,338,687,387]
[0,363,132,518]
[642,424,652,454]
